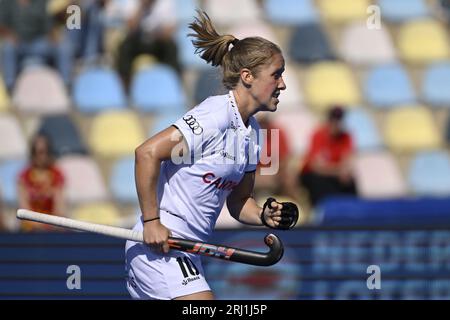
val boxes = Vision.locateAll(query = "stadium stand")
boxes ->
[364,63,416,108]
[317,0,371,23]
[131,64,186,113]
[0,115,27,160]
[378,0,430,23]
[264,0,319,26]
[194,67,227,105]
[0,159,26,205]
[12,66,70,115]
[73,66,127,113]
[57,155,108,205]
[343,109,383,151]
[204,0,263,27]
[89,110,145,157]
[0,77,9,112]
[71,202,122,226]
[304,61,360,111]
[38,115,88,157]
[109,156,137,205]
[422,61,450,107]
[384,106,441,152]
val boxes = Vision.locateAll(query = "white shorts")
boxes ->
[125,240,211,300]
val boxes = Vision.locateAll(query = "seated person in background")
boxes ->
[18,134,66,232]
[255,114,301,202]
[299,106,357,206]
[0,0,75,91]
[116,0,180,89]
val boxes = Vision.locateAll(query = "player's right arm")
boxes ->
[135,126,188,253]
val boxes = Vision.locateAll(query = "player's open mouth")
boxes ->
[272,91,280,98]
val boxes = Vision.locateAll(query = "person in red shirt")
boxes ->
[18,134,66,232]
[299,106,356,206]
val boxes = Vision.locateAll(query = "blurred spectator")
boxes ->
[0,0,75,91]
[116,0,180,89]
[49,0,107,64]
[255,114,300,201]
[299,106,357,206]
[18,134,66,232]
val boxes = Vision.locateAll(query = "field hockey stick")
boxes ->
[17,209,284,266]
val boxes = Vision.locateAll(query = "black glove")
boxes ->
[261,197,299,230]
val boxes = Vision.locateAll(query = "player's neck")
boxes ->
[232,89,254,127]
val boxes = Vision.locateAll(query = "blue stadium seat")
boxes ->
[364,64,416,108]
[110,156,136,204]
[38,115,88,157]
[408,151,450,196]
[289,24,335,64]
[422,61,450,107]
[175,0,199,25]
[73,66,126,113]
[194,68,227,105]
[264,0,319,25]
[176,26,210,70]
[447,115,450,143]
[343,109,383,151]
[131,64,186,113]
[0,159,26,205]
[149,111,186,137]
[378,0,429,22]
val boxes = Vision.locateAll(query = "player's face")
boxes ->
[250,53,286,112]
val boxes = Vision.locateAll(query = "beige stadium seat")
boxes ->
[317,0,370,23]
[340,22,396,65]
[12,66,70,115]
[354,151,407,198]
[272,110,319,156]
[0,115,27,160]
[398,19,450,64]
[57,155,108,205]
[204,0,263,27]
[89,110,145,157]
[0,77,9,112]
[384,106,441,152]
[304,62,360,111]
[71,202,122,227]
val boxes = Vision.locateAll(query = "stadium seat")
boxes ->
[422,61,450,107]
[378,0,429,23]
[38,115,88,157]
[110,156,137,204]
[194,67,227,105]
[272,110,319,156]
[131,64,186,113]
[174,0,199,25]
[364,64,416,108]
[57,155,108,204]
[148,111,186,137]
[264,0,319,26]
[304,62,360,112]
[0,115,27,160]
[204,0,262,27]
[343,109,383,151]
[408,150,450,196]
[384,106,441,152]
[0,77,9,112]
[317,0,370,23]
[289,23,335,64]
[398,20,450,64]
[71,202,122,227]
[0,159,26,205]
[446,115,450,144]
[12,66,70,115]
[73,66,126,113]
[176,25,211,70]
[340,22,396,65]
[89,110,145,157]
[227,21,279,47]
[354,151,407,198]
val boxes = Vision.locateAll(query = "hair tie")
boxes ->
[231,38,239,46]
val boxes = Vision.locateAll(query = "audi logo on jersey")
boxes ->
[183,115,203,135]
[202,172,240,191]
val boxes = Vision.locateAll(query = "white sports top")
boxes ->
[135,91,261,242]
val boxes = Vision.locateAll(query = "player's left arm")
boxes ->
[226,171,299,229]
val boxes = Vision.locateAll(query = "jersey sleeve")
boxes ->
[173,104,221,158]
